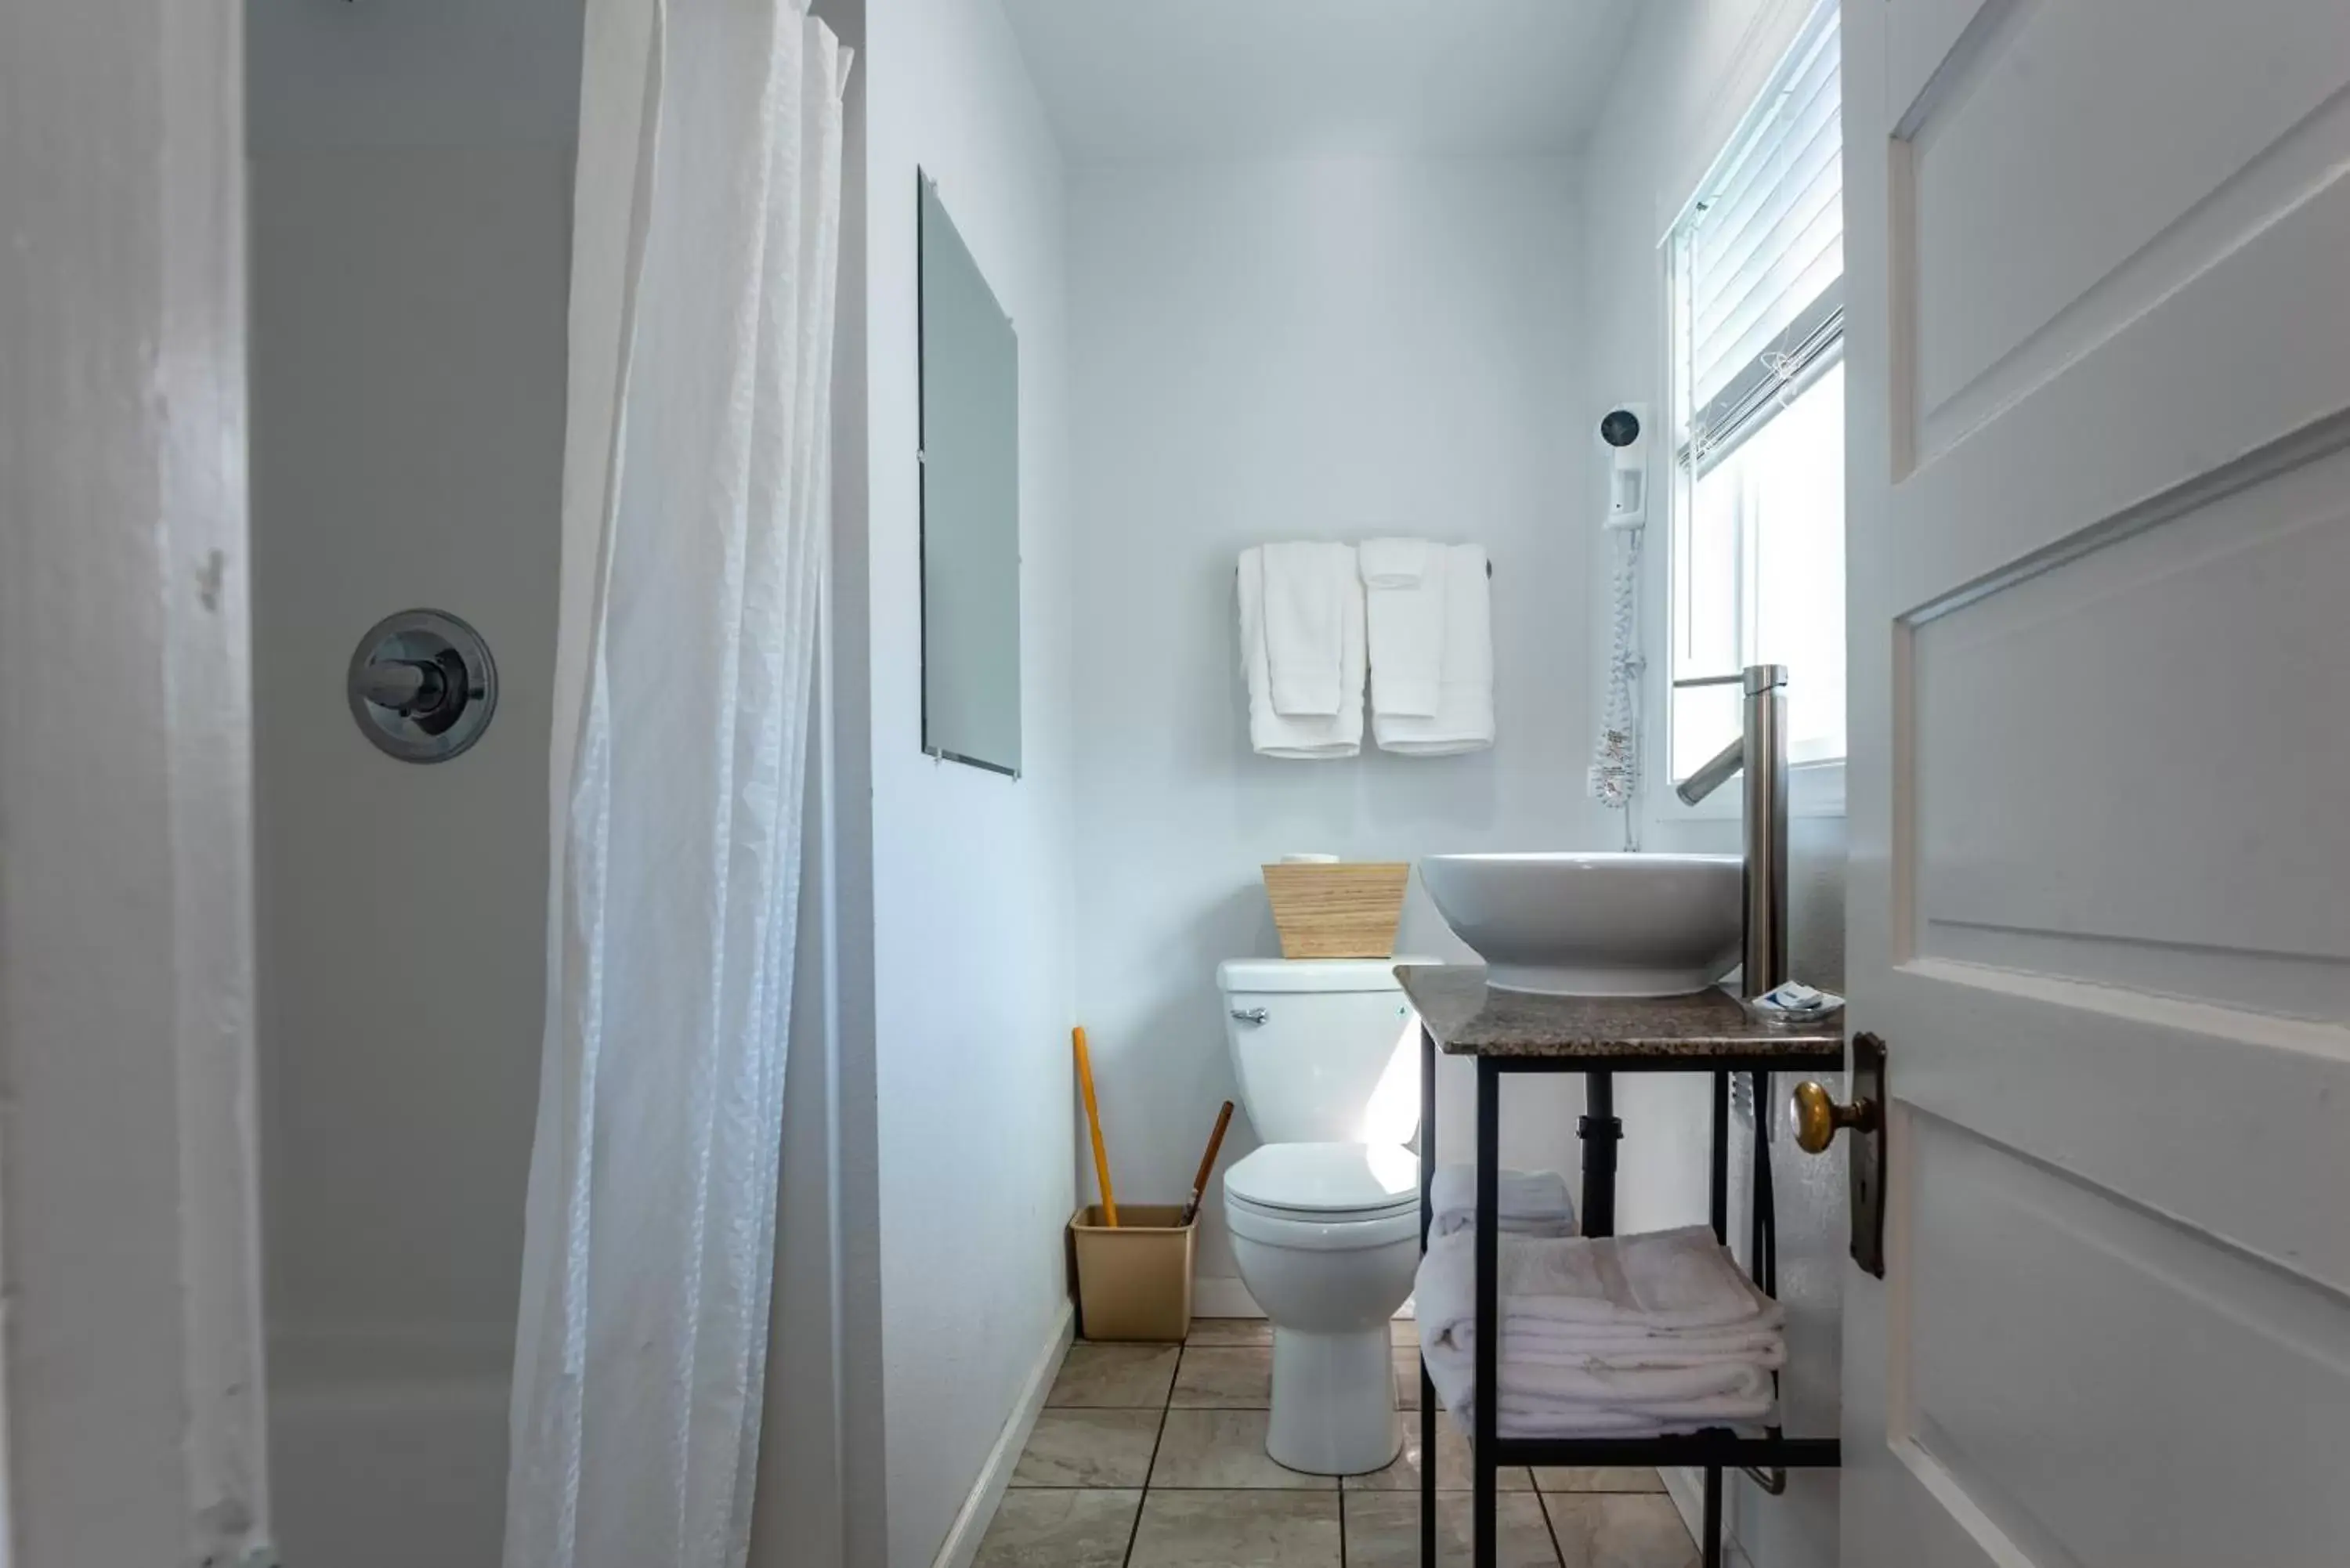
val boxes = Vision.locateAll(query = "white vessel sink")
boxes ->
[1419,852,1743,996]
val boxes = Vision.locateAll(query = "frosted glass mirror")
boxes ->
[919,174,1021,776]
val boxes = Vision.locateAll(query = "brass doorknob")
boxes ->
[1791,1080,1880,1154]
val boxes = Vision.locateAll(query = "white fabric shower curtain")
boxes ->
[504,3,846,1566]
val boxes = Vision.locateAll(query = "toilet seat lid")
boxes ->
[1225,1141,1419,1218]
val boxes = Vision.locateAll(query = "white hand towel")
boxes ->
[1479,1317,1785,1362]
[1364,538,1444,717]
[1422,1339,1780,1438]
[1415,1227,1783,1341]
[1412,1227,1786,1438]
[1423,1337,1777,1408]
[1238,546,1365,759]
[1259,541,1351,716]
[1374,543,1493,755]
[1359,537,1431,588]
[1428,1165,1575,1239]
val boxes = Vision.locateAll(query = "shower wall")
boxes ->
[248,4,581,1565]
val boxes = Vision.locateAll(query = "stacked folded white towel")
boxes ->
[1427,1165,1576,1239]
[1361,540,1494,756]
[1237,543,1365,759]
[1413,1226,1783,1437]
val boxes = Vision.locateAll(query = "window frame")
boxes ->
[1659,0,1849,817]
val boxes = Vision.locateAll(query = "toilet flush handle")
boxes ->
[1230,1007,1268,1024]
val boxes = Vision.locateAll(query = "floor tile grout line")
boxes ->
[1538,1487,1570,1568]
[1135,1483,1337,1491]
[1122,1399,1170,1568]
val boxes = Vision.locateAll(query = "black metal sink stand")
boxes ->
[1410,984,1843,1568]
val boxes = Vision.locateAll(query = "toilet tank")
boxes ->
[1217,958,1426,1147]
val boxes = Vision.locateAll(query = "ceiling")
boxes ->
[1000,0,1642,162]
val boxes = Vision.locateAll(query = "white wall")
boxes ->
[860,3,1080,1563]
[1067,157,1607,1293]
[247,4,580,1564]
[1580,2,1846,1563]
[1,0,268,1559]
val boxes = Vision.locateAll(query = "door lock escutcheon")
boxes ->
[1790,1031,1888,1278]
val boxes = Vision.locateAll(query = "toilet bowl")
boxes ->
[1217,958,1430,1476]
[1224,1140,1420,1474]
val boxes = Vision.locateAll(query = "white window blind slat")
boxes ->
[1691,21,1836,233]
[1689,41,1840,298]
[1695,215,1842,403]
[1690,106,1839,324]
[1681,2,1843,419]
[1694,173,1839,381]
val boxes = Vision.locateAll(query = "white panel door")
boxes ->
[1839,1,2350,1563]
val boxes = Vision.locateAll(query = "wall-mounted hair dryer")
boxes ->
[1599,404,1650,529]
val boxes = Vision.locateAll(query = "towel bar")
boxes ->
[1233,557,1491,580]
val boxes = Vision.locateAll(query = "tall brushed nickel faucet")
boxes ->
[1673,664,1788,1000]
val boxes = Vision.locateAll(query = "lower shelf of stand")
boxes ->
[1483,1430,1839,1469]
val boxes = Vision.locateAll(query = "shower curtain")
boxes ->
[504,3,846,1565]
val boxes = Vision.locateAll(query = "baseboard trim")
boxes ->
[1191,1276,1262,1318]
[929,1299,1076,1568]
[1659,1465,1762,1566]
[1661,1464,1705,1545]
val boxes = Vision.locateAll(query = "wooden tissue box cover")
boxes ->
[1260,862,1410,959]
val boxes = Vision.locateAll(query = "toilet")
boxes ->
[1218,957,1427,1476]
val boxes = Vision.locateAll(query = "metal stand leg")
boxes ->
[1705,1071,1729,1566]
[1419,1024,1437,1568]
[1708,1070,1730,1242]
[1473,1059,1500,1568]
[1578,1068,1621,1237]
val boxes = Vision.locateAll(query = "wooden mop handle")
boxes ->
[1073,1026,1118,1227]
[1180,1101,1236,1227]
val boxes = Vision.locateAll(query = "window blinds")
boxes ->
[1682,1,1842,467]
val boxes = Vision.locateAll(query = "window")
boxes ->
[1668,0,1846,783]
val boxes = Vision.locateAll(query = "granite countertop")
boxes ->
[1394,963,1843,1061]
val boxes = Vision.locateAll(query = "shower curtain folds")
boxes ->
[504,5,848,1566]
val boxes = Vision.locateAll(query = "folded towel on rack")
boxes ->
[1482,1317,1785,1364]
[1422,1344,1781,1437]
[1373,543,1493,755]
[1417,1226,1783,1339]
[1362,537,1443,717]
[1359,537,1431,588]
[1421,1337,1776,1413]
[1427,1165,1575,1239]
[1238,544,1365,759]
[1484,1407,1773,1438]
[1412,1227,1784,1437]
[1258,541,1353,716]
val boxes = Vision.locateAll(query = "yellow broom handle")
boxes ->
[1073,1026,1118,1227]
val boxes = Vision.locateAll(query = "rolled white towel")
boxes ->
[1428,1165,1575,1240]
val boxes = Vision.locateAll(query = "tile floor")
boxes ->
[977,1320,1701,1568]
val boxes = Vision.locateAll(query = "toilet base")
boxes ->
[1264,1322,1404,1476]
